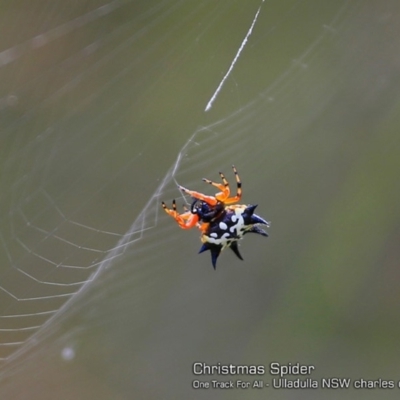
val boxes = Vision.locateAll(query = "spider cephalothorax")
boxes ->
[190,199,225,223]
[161,166,269,269]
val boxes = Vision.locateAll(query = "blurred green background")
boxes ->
[0,0,400,399]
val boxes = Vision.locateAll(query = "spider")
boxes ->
[162,166,269,269]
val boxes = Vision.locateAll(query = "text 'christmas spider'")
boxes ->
[162,166,270,269]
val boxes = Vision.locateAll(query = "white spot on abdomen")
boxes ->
[219,222,228,230]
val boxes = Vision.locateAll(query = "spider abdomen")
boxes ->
[200,204,269,268]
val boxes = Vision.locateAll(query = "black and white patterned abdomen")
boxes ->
[203,205,252,248]
[199,204,269,268]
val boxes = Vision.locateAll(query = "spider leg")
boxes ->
[198,222,210,233]
[202,171,230,202]
[222,165,242,204]
[177,185,218,206]
[162,200,199,229]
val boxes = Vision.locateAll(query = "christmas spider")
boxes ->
[162,166,269,269]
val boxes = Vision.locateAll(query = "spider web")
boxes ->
[1,0,400,399]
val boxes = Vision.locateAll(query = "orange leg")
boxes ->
[202,171,230,202]
[177,185,218,206]
[198,222,210,233]
[162,200,199,229]
[202,165,242,204]
[223,165,242,204]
